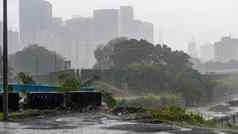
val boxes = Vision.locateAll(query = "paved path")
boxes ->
[0,113,237,134]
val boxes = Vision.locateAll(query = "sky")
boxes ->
[2,0,238,51]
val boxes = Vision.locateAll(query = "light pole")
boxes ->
[3,0,9,121]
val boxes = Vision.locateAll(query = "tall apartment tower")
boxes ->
[119,6,134,37]
[119,6,154,43]
[93,9,119,45]
[19,0,52,44]
[214,36,238,62]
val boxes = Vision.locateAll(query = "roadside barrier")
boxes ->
[65,92,102,109]
[27,92,64,109]
[0,91,102,111]
[26,92,102,110]
[0,93,19,112]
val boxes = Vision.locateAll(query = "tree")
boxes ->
[94,37,127,69]
[57,73,80,92]
[93,38,215,106]
[9,45,66,75]
[94,38,190,69]
[16,72,36,85]
[112,39,154,68]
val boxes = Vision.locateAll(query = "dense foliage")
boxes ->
[94,38,215,106]
[152,106,205,124]
[16,72,36,85]
[9,45,66,75]
[94,38,190,69]
[57,73,81,92]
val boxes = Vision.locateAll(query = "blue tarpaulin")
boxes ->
[0,84,58,93]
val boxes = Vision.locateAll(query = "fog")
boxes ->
[0,0,238,51]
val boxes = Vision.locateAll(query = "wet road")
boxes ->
[0,113,237,134]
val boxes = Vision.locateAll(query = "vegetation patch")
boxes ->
[122,94,184,110]
[101,90,117,108]
[151,106,205,125]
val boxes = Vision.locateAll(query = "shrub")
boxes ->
[124,94,183,110]
[101,90,117,108]
[152,106,205,124]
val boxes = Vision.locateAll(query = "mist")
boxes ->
[1,0,238,51]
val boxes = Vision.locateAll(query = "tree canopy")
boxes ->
[93,38,215,106]
[94,38,190,69]
[10,45,66,75]
[16,72,36,85]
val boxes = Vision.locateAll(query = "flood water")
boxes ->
[0,113,236,134]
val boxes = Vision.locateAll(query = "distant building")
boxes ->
[65,17,93,43]
[187,41,198,58]
[93,9,119,44]
[0,22,20,54]
[18,4,154,69]
[19,0,52,44]
[200,43,214,62]
[119,6,134,38]
[64,17,95,69]
[136,21,154,43]
[214,36,238,62]
[119,6,154,43]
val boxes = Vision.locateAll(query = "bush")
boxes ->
[57,74,80,92]
[124,94,183,110]
[152,106,205,124]
[101,90,117,108]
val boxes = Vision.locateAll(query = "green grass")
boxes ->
[151,106,204,124]
[116,94,183,110]
[0,112,19,120]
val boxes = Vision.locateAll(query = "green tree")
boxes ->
[94,38,190,69]
[57,73,80,92]
[10,45,66,75]
[93,38,215,106]
[16,72,36,85]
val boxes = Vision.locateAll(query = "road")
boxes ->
[0,113,237,134]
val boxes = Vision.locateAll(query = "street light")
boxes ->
[3,0,9,121]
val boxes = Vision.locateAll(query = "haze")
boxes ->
[1,0,238,50]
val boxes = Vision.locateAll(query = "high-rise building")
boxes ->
[93,9,119,44]
[200,43,214,62]
[65,17,93,42]
[214,36,238,62]
[119,6,154,43]
[187,41,198,58]
[119,6,134,37]
[19,0,52,44]
[64,17,95,69]
[0,22,20,54]
[141,21,154,43]
[18,3,154,69]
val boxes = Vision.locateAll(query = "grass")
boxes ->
[0,110,61,121]
[151,106,205,125]
[0,112,19,120]
[116,94,184,110]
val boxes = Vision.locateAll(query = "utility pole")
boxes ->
[54,52,57,72]
[3,0,9,121]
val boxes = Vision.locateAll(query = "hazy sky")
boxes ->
[2,0,238,51]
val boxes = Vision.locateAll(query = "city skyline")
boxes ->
[17,1,154,69]
[1,0,238,51]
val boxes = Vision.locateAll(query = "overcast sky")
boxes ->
[2,0,238,51]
